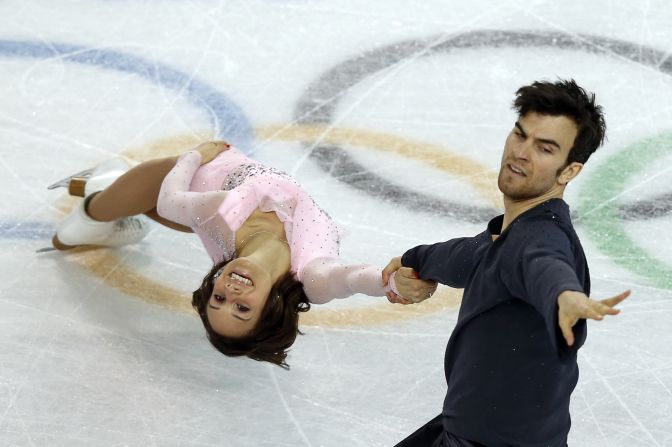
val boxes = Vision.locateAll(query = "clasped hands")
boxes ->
[381,257,631,345]
[382,256,438,305]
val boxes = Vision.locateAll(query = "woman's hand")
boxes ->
[382,256,438,305]
[194,141,230,165]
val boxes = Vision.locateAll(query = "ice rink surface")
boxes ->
[1,1,672,445]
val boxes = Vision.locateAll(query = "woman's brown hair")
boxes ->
[192,259,310,369]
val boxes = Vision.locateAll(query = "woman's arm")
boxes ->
[144,208,193,233]
[156,149,228,228]
[300,258,390,304]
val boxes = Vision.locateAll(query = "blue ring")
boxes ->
[0,39,255,240]
[0,39,254,151]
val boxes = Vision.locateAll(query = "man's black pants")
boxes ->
[394,415,486,447]
[394,415,570,447]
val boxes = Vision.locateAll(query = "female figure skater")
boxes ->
[51,141,432,368]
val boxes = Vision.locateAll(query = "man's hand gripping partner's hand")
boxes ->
[382,256,438,305]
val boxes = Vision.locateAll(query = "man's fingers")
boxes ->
[558,290,630,346]
[582,290,629,320]
[397,267,419,279]
[386,292,411,305]
[382,257,402,283]
[600,290,631,308]
[576,291,630,321]
[559,319,575,346]
[589,312,604,321]
[596,302,620,316]
[579,305,610,321]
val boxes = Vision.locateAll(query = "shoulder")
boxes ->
[519,200,574,235]
[507,212,576,255]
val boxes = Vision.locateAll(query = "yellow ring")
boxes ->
[58,126,500,327]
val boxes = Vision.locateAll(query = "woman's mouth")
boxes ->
[230,272,253,286]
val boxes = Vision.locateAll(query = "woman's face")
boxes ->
[205,257,274,338]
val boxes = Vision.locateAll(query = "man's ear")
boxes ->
[558,162,583,185]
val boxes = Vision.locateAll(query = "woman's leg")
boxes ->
[86,156,192,233]
[144,208,193,233]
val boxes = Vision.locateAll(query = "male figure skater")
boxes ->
[383,79,630,447]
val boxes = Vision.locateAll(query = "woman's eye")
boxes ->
[236,303,250,313]
[213,294,225,302]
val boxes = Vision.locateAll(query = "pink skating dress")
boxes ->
[156,147,391,304]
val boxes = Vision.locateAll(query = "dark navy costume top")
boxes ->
[401,199,589,447]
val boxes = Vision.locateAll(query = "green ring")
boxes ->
[577,132,672,289]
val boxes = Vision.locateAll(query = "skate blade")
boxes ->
[35,246,57,253]
[47,168,94,190]
[36,235,79,253]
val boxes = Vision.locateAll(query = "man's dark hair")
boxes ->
[192,259,310,369]
[513,79,606,164]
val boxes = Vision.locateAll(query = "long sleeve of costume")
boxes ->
[301,258,390,304]
[157,147,392,303]
[501,217,586,352]
[156,151,228,228]
[401,234,487,288]
[436,201,589,446]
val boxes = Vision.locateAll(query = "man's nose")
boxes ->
[512,139,532,161]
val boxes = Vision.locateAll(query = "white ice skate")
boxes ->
[41,159,150,252]
[47,158,130,197]
[50,200,149,250]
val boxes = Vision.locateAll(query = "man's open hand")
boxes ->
[557,289,631,346]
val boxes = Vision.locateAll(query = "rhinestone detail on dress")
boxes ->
[221,163,292,191]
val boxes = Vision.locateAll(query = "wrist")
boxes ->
[389,271,401,296]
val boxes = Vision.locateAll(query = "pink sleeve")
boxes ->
[157,151,228,228]
[301,258,392,304]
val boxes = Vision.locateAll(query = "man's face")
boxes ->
[498,112,579,201]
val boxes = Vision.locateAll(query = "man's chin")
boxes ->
[498,177,537,201]
[498,179,520,199]
[499,185,535,201]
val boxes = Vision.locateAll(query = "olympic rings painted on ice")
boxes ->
[295,29,672,224]
[257,124,502,208]
[0,39,254,152]
[293,29,672,288]
[577,132,672,290]
[58,126,498,327]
